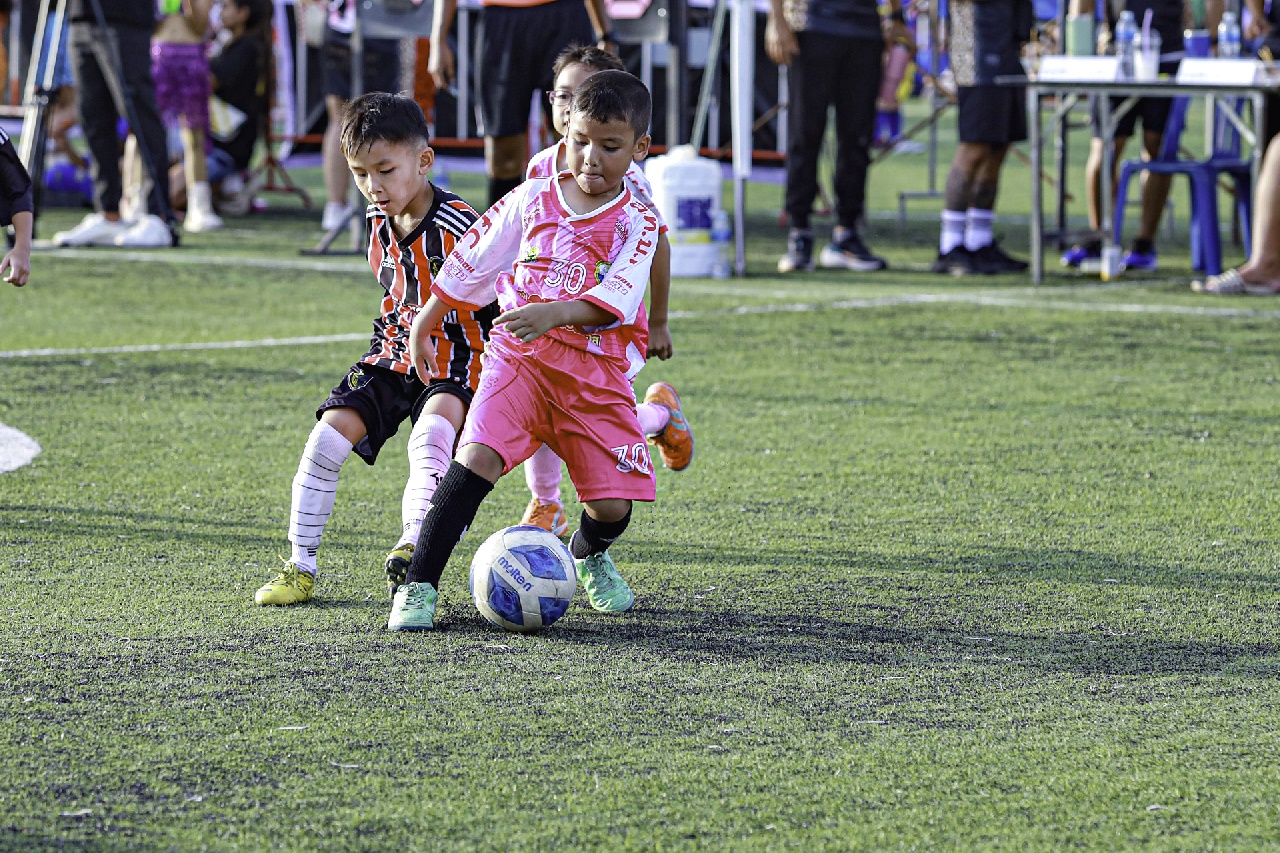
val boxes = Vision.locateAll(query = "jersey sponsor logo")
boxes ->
[381,256,397,269]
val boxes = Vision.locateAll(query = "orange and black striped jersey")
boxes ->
[360,185,498,384]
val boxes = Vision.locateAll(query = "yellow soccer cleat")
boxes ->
[254,561,316,606]
[385,542,414,599]
[643,382,694,471]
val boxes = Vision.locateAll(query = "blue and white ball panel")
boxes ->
[469,526,577,633]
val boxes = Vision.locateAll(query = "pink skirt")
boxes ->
[151,42,210,131]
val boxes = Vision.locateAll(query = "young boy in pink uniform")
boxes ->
[517,45,691,540]
[389,70,660,631]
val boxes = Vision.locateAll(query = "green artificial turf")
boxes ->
[2,123,1278,850]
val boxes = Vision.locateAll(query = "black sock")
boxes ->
[488,176,522,207]
[569,506,632,559]
[405,461,493,588]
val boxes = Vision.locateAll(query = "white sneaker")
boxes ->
[321,201,354,231]
[113,214,174,248]
[52,213,129,247]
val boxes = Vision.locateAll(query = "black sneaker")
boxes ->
[777,229,814,272]
[818,228,888,271]
[931,245,977,276]
[970,242,1029,274]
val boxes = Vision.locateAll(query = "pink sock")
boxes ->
[637,401,670,437]
[523,443,564,505]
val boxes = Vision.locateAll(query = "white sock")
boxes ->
[940,209,966,254]
[287,421,353,574]
[637,401,670,437]
[964,208,995,251]
[400,413,456,547]
[523,443,564,506]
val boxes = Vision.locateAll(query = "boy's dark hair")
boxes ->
[340,92,431,157]
[570,70,651,141]
[551,44,626,81]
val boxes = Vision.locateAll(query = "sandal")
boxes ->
[1192,269,1280,296]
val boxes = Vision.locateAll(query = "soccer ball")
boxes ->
[469,525,577,632]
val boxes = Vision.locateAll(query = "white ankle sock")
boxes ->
[940,209,966,254]
[400,413,456,547]
[287,421,353,574]
[637,401,670,437]
[523,443,564,506]
[964,208,996,251]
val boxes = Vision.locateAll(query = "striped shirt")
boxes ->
[360,186,495,381]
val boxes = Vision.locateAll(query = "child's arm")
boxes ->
[408,295,454,380]
[3,210,31,286]
[497,299,614,343]
[646,232,672,360]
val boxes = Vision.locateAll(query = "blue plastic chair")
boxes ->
[1113,96,1253,275]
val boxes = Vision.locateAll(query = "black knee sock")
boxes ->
[405,461,494,588]
[488,176,522,207]
[569,506,632,559]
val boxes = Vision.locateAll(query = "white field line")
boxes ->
[5,282,1279,361]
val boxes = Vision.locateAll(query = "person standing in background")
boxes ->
[931,0,1032,275]
[312,0,402,232]
[428,0,614,207]
[768,0,906,272]
[53,0,175,248]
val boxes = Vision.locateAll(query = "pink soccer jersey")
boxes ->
[433,174,660,378]
[526,140,667,233]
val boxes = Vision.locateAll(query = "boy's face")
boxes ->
[565,112,649,197]
[550,62,594,138]
[345,139,434,219]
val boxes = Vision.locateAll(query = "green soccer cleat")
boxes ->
[574,550,635,613]
[385,542,414,599]
[388,581,438,631]
[254,561,315,606]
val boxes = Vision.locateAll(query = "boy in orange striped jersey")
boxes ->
[255,92,498,606]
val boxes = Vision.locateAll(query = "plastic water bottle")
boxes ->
[710,209,732,279]
[1218,10,1241,58]
[1114,10,1137,78]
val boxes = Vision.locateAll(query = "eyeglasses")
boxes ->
[548,89,574,105]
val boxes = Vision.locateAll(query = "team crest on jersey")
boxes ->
[429,256,443,277]
[346,365,366,389]
[521,244,538,263]
[594,260,611,283]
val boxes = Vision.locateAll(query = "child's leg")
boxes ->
[519,443,569,536]
[403,443,503,588]
[286,409,365,574]
[391,390,465,544]
[570,498,635,613]
[635,401,670,437]
[182,126,224,232]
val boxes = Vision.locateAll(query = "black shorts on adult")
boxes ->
[317,363,474,464]
[477,0,595,138]
[956,85,1028,145]
[1090,63,1178,138]
[321,30,400,101]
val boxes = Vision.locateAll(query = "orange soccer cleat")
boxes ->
[643,382,694,471]
[520,497,569,538]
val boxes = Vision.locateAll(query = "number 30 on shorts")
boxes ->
[611,442,653,475]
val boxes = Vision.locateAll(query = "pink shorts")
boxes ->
[460,339,656,503]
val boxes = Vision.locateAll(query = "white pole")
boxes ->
[729,0,755,276]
